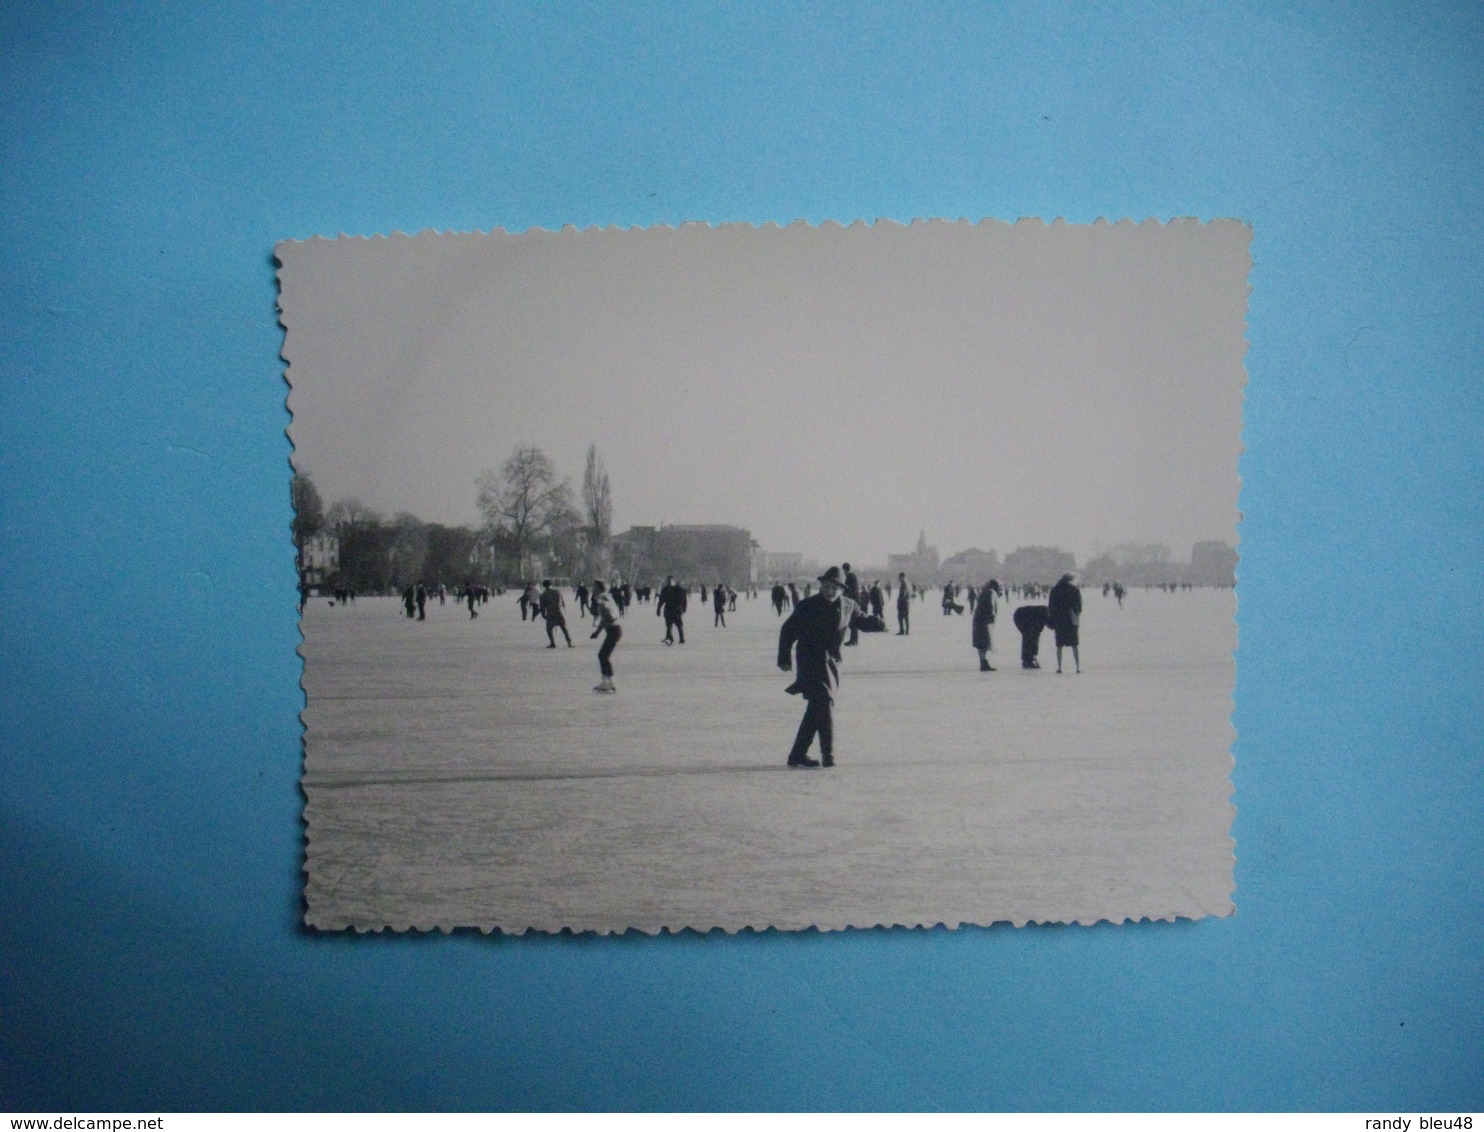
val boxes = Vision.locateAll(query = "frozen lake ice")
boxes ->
[300,585,1236,932]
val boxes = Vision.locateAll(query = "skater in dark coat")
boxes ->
[539,579,572,647]
[971,579,1001,671]
[942,581,965,615]
[777,566,856,768]
[896,572,911,634]
[1047,573,1083,673]
[1013,604,1049,668]
[713,582,728,627]
[656,575,688,644]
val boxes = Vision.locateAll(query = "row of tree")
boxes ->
[291,443,614,593]
[891,541,1236,588]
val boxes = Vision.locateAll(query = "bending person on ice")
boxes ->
[589,579,622,693]
[777,565,856,769]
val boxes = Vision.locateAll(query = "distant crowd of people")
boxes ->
[307,562,1115,771]
[774,565,1084,768]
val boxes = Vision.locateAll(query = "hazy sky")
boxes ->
[279,218,1249,566]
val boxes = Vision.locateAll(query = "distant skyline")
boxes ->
[280,219,1249,566]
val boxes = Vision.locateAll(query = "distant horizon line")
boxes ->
[303,513,1234,568]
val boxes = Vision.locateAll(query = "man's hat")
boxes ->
[818,566,845,586]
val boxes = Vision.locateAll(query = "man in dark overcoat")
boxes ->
[656,574,688,644]
[777,565,856,768]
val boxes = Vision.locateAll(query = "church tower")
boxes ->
[914,529,940,575]
[889,529,941,582]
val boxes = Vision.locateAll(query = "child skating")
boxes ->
[589,579,622,693]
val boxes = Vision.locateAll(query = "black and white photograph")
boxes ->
[279,217,1249,933]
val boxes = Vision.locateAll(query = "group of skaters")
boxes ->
[379,569,1080,712]
[652,575,746,642]
[399,582,442,620]
[351,563,1087,770]
[299,583,358,612]
[518,579,627,622]
[485,565,1084,715]
[810,564,1083,675]
[949,575,1082,675]
[774,566,1085,768]
[504,577,627,690]
[396,581,498,621]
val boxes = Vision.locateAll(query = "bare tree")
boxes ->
[388,512,428,586]
[547,504,587,579]
[476,445,575,580]
[290,473,325,546]
[581,443,613,577]
[325,497,381,533]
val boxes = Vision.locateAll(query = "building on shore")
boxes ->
[299,532,339,588]
[940,546,999,586]
[1000,545,1078,586]
[757,549,805,581]
[886,529,940,586]
[611,523,756,587]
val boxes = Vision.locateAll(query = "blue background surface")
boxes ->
[2,2,1481,1111]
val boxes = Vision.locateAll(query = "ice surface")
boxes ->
[301,587,1235,932]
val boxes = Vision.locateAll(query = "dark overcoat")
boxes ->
[778,592,855,702]
[1047,580,1082,631]
[971,589,997,650]
[657,582,688,616]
